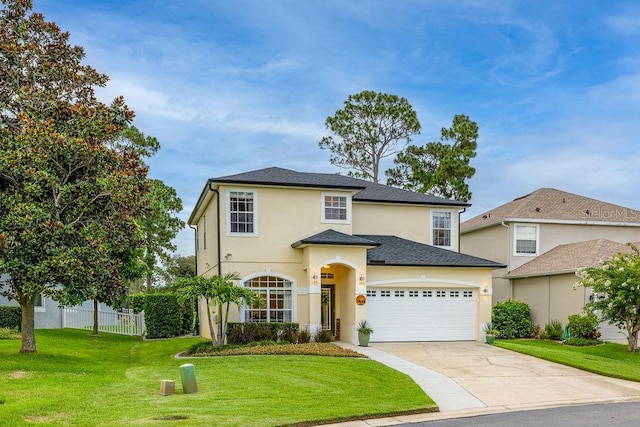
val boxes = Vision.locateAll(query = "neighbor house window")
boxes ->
[243,276,292,322]
[514,224,538,255]
[227,190,257,236]
[34,293,45,312]
[432,211,452,247]
[321,193,350,224]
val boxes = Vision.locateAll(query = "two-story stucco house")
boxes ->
[460,188,640,338]
[188,167,504,344]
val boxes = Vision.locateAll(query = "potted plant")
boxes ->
[483,322,499,344]
[357,320,374,347]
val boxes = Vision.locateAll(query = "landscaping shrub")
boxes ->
[179,298,196,335]
[314,329,333,343]
[0,306,21,330]
[0,327,21,340]
[297,328,311,344]
[567,312,600,339]
[129,294,145,314]
[540,319,563,340]
[492,299,533,339]
[143,294,183,339]
[563,337,602,346]
[226,322,299,345]
[279,324,298,343]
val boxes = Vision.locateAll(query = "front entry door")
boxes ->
[321,285,335,333]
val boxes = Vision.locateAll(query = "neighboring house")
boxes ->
[0,293,115,329]
[188,167,504,344]
[461,188,640,338]
[504,239,631,340]
[0,275,118,329]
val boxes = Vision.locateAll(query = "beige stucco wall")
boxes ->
[353,203,460,250]
[512,274,589,328]
[460,224,509,264]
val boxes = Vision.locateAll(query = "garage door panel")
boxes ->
[366,288,477,342]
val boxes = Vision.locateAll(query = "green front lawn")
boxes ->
[496,339,640,382]
[0,330,436,426]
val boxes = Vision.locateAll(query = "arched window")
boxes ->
[243,276,292,322]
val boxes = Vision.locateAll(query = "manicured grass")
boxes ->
[0,329,436,426]
[495,339,640,382]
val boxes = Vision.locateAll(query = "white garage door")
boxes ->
[365,288,477,342]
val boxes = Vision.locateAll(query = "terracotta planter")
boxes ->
[358,331,371,347]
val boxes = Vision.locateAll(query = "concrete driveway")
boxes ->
[331,341,640,426]
[373,341,640,410]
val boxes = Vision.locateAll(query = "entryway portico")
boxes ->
[292,230,376,344]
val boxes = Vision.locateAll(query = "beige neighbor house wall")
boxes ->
[366,265,494,340]
[460,224,511,303]
[353,203,460,250]
[511,274,589,328]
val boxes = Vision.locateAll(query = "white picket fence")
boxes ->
[63,307,145,336]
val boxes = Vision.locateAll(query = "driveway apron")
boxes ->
[371,341,640,411]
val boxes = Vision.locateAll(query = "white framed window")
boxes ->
[34,293,45,312]
[321,193,351,224]
[423,290,433,298]
[394,290,405,297]
[227,189,257,236]
[514,224,538,255]
[431,211,452,248]
[243,276,292,322]
[366,290,376,297]
[381,290,391,297]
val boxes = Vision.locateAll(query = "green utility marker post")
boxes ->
[180,363,198,394]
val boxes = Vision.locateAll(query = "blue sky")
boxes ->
[33,0,640,255]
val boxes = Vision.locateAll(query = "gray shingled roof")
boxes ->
[291,229,380,248]
[358,235,505,268]
[505,239,636,278]
[462,188,640,232]
[211,167,469,207]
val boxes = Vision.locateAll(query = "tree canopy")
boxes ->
[387,114,478,202]
[575,244,640,352]
[319,90,421,183]
[0,0,149,352]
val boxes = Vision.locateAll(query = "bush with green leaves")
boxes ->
[143,294,183,339]
[296,328,311,343]
[226,322,299,345]
[567,312,600,339]
[492,299,533,339]
[540,319,563,340]
[563,337,601,346]
[0,306,21,330]
[0,327,21,340]
[314,329,333,343]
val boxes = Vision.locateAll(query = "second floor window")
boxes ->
[229,190,256,235]
[322,193,350,223]
[432,211,452,247]
[515,224,538,255]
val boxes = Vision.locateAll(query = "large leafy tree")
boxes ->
[319,90,421,183]
[177,273,262,346]
[138,179,185,293]
[575,244,640,352]
[387,114,478,202]
[162,255,196,286]
[0,0,148,352]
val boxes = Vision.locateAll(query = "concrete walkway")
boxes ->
[330,341,640,426]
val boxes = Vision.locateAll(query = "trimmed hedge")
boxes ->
[492,299,533,339]
[0,306,21,330]
[567,312,599,339]
[227,322,299,345]
[128,293,195,339]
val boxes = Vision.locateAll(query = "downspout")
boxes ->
[208,182,222,275]
[501,221,512,299]
[457,207,466,252]
[188,224,198,275]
